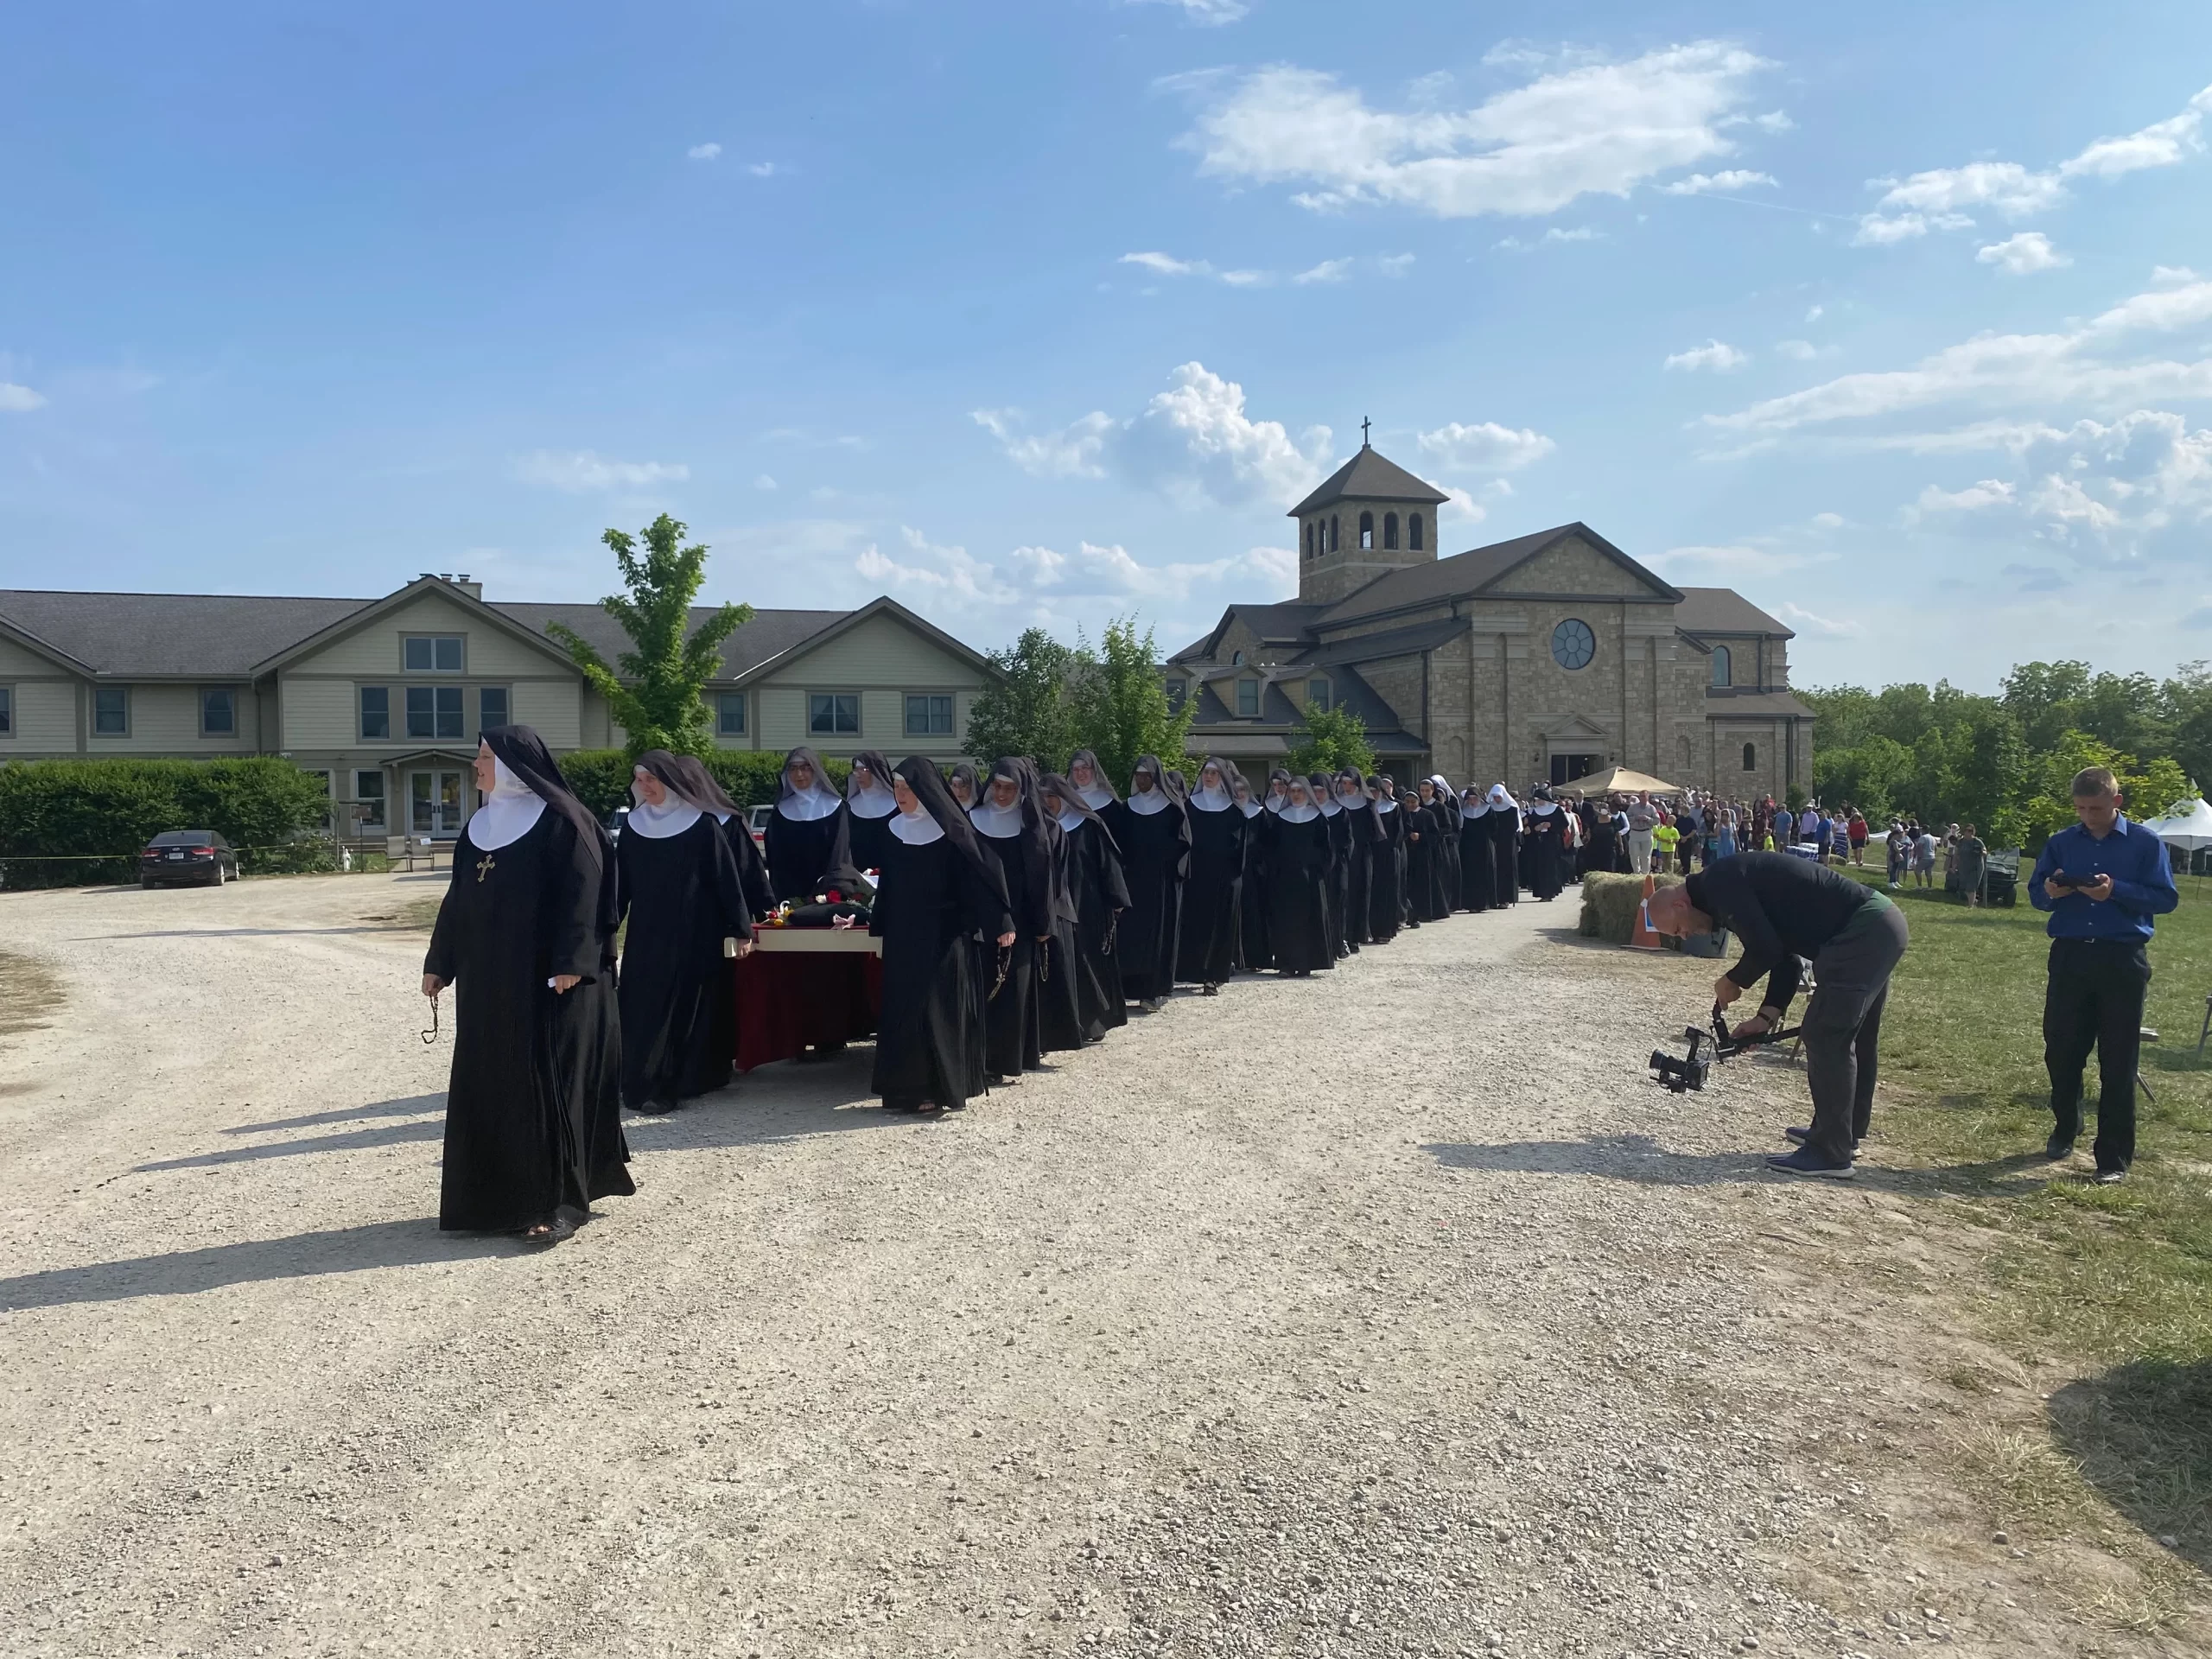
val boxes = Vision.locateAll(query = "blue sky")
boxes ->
[3,3,2209,691]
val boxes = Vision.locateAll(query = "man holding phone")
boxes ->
[2029,766,2179,1182]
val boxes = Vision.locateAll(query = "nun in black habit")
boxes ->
[1366,774,1406,943]
[1485,785,1522,906]
[947,761,982,813]
[870,758,1014,1114]
[1522,786,1570,901]
[1334,772,1379,949]
[1233,772,1272,972]
[1311,771,1350,960]
[764,747,855,906]
[1459,787,1497,912]
[842,751,900,874]
[614,751,754,1112]
[1268,778,1333,976]
[423,726,631,1246]
[1023,760,1087,1056]
[667,754,772,1077]
[1115,754,1188,1012]
[1175,757,1244,994]
[1430,776,1465,912]
[1408,781,1449,923]
[970,757,1053,1083]
[1041,772,1129,1043]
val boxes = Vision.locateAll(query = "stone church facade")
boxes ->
[1167,443,1813,798]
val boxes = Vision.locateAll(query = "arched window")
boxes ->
[1383,512,1399,550]
[1303,521,1313,559]
[1711,645,1732,688]
[1330,515,1339,552]
[1741,742,1758,772]
[1230,650,1243,665]
[1408,512,1422,550]
[1358,511,1375,549]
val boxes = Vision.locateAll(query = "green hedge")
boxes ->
[558,749,854,817]
[0,758,336,888]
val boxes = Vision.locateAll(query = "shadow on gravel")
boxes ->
[74,925,416,941]
[2050,1358,2212,1575]
[0,1218,513,1310]
[137,1115,445,1172]
[627,1052,961,1152]
[1426,1136,2059,1199]
[226,1094,445,1135]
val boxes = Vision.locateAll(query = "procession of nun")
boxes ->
[420,725,1572,1246]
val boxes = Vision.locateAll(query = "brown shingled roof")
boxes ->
[1288,446,1450,516]
[1673,587,1794,639]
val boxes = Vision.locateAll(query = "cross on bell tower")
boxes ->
[1360,416,1371,448]
[1286,422,1452,604]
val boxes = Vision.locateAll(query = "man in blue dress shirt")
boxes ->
[2028,766,2179,1183]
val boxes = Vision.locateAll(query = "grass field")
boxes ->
[1833,852,2212,1573]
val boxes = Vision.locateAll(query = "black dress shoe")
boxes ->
[2044,1134,2075,1161]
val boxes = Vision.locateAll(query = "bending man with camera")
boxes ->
[1645,853,1910,1179]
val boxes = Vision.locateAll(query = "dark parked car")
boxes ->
[140,830,239,888]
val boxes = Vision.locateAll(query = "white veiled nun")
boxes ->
[774,748,842,822]
[468,755,547,850]
[1277,777,1320,824]
[846,753,899,820]
[889,791,945,845]
[625,763,704,839]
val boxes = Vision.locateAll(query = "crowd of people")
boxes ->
[418,729,1611,1244]
[416,733,2181,1231]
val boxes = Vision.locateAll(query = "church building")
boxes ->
[1167,440,1814,797]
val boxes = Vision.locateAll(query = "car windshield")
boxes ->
[149,831,216,847]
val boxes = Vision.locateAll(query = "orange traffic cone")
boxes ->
[1630,872,1662,950]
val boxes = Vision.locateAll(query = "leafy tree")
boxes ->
[2018,731,2190,845]
[1287,702,1375,779]
[964,627,1077,766]
[547,513,752,760]
[1066,616,1195,790]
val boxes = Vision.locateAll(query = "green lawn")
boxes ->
[1836,855,2212,1568]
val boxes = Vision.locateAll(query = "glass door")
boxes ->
[410,769,465,836]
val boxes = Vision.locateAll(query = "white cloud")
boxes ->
[1126,0,1249,23]
[1901,410,2212,563]
[1810,512,1845,529]
[1850,209,1975,245]
[0,382,44,412]
[1707,275,2212,434]
[686,143,721,161]
[856,526,1294,632]
[1664,339,1750,372]
[1777,601,1862,638]
[1659,169,1777,195]
[1121,250,1208,276]
[1977,231,2069,274]
[1751,110,1794,133]
[1416,421,1555,472]
[1437,485,1484,524]
[753,474,778,491]
[513,450,690,493]
[1376,252,1415,276]
[1916,479,2016,512]
[1858,84,2211,247]
[1179,41,1772,219]
[1805,303,1824,322]
[748,162,777,178]
[1649,543,1836,577]
[1293,257,1352,284]
[1775,339,1821,360]
[976,362,1330,509]
[1496,226,1601,251]
[2152,264,2200,287]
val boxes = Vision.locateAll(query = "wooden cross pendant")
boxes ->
[475,854,496,884]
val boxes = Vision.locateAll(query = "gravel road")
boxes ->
[0,873,2199,1657]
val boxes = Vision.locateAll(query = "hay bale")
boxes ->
[1576,871,1687,944]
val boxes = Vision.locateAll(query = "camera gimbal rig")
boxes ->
[1649,1004,1803,1094]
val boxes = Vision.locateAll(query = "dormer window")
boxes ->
[1359,511,1374,550]
[1236,677,1260,717]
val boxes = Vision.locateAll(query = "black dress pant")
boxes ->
[2044,937,2150,1172]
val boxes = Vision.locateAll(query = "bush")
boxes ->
[558,749,853,817]
[0,758,334,888]
[1577,870,1687,945]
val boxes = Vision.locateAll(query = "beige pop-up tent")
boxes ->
[1555,765,1682,798]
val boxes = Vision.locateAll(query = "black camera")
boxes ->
[1649,1027,1712,1093]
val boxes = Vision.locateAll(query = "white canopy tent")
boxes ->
[2142,797,2212,850]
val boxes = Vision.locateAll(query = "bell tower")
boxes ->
[1290,429,1452,605]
